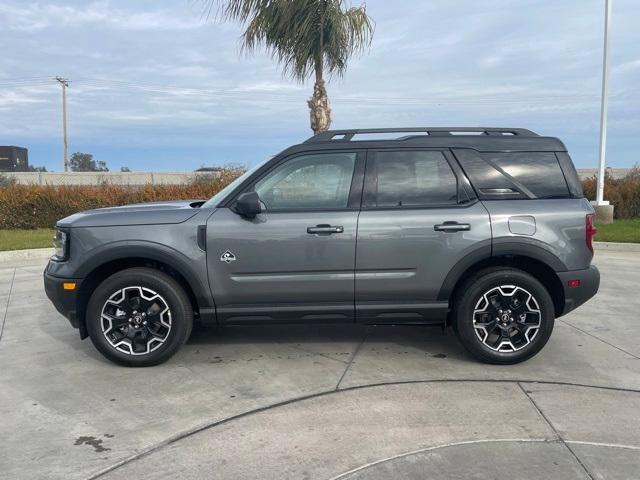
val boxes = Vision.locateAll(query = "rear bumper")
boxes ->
[557,265,600,316]
[43,268,83,330]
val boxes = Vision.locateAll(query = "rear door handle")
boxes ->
[434,222,471,232]
[307,224,344,234]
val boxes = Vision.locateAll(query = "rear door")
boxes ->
[206,150,365,323]
[355,148,492,322]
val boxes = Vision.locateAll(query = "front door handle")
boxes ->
[307,224,344,234]
[434,222,471,232]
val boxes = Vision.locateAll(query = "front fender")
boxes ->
[48,239,213,309]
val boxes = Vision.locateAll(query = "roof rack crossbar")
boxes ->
[305,127,537,143]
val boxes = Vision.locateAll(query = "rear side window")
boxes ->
[482,152,570,198]
[366,150,458,207]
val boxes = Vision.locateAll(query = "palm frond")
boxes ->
[206,0,374,82]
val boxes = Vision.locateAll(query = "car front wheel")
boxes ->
[452,267,555,364]
[86,267,193,367]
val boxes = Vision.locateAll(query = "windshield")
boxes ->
[201,158,270,208]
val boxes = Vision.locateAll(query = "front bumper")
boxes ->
[557,265,600,316]
[43,266,83,330]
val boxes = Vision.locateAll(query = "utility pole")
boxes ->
[55,77,70,172]
[593,0,614,223]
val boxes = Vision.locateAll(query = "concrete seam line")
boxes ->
[559,319,640,360]
[289,343,351,365]
[335,326,368,391]
[85,379,640,480]
[0,268,16,342]
[517,382,595,480]
[327,438,555,480]
[328,439,640,480]
[565,441,640,451]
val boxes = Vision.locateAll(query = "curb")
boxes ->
[594,241,640,253]
[0,247,53,263]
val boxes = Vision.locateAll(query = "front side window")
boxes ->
[368,150,458,207]
[254,152,356,210]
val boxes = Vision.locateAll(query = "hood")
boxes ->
[57,200,205,228]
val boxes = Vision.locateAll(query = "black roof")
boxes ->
[301,127,566,152]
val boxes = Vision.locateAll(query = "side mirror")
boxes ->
[234,191,262,218]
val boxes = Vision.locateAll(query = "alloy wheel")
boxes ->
[100,286,172,355]
[472,285,541,352]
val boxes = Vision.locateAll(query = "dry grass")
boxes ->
[582,167,640,219]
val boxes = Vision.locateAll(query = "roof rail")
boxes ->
[304,127,538,143]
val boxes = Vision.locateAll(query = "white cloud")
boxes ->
[0,1,203,32]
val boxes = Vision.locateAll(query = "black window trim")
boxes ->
[361,147,477,211]
[555,152,584,199]
[226,149,366,213]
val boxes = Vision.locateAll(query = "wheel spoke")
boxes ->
[488,293,503,309]
[146,301,162,316]
[103,312,128,328]
[125,288,141,311]
[105,299,130,315]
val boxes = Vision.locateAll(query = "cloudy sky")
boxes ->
[0,0,638,172]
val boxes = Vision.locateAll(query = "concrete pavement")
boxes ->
[0,249,639,479]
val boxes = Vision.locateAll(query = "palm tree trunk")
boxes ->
[308,62,331,134]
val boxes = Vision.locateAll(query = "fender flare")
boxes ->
[437,238,567,301]
[75,240,213,308]
[491,237,568,272]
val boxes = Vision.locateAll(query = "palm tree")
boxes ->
[210,0,374,134]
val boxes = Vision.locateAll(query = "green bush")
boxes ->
[0,168,243,229]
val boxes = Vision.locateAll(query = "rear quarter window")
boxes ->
[481,152,570,198]
[453,149,573,199]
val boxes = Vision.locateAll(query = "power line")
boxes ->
[71,78,618,105]
[0,75,632,111]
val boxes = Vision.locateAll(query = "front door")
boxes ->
[207,151,364,323]
[355,149,492,322]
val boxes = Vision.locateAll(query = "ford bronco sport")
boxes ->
[44,127,599,366]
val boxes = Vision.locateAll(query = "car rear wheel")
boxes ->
[86,267,193,367]
[452,267,555,364]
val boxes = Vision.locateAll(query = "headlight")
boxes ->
[52,228,69,261]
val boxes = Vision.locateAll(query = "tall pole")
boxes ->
[596,0,612,205]
[55,77,70,172]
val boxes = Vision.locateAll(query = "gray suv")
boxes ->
[44,128,600,366]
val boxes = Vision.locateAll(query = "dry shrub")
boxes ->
[582,166,640,219]
[2,166,638,229]
[0,168,243,229]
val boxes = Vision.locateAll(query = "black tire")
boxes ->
[452,267,555,364]
[86,267,193,367]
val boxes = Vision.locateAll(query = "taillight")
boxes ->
[586,213,597,254]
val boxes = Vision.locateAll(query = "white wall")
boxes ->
[2,168,632,185]
[5,171,221,185]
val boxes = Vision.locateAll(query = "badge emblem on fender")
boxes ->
[220,250,236,263]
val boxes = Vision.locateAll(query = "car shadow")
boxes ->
[185,322,471,362]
